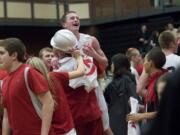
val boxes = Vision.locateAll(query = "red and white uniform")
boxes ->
[52,33,105,134]
[77,33,109,131]
[52,71,102,135]
[2,64,54,135]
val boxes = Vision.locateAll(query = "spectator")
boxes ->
[39,47,54,71]
[138,24,151,55]
[126,47,142,83]
[143,67,180,135]
[104,53,138,135]
[137,30,180,97]
[127,49,167,133]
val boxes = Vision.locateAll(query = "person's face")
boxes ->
[0,46,13,71]
[141,25,147,32]
[41,50,54,69]
[63,13,80,33]
[167,23,174,30]
[132,51,142,65]
[157,81,166,100]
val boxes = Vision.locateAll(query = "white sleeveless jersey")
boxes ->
[75,33,92,55]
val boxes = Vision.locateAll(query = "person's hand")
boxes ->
[82,43,96,57]
[66,47,76,53]
[51,56,59,70]
[72,49,81,59]
[126,113,143,122]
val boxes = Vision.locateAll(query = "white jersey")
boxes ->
[76,33,92,48]
[163,53,180,70]
[75,33,92,55]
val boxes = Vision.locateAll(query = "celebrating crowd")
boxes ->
[0,11,180,135]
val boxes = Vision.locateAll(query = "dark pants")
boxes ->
[75,118,103,135]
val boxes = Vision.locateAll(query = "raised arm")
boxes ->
[68,50,85,79]
[136,69,148,97]
[83,36,108,69]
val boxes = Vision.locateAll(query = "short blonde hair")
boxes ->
[158,30,176,49]
[39,47,53,59]
[126,48,139,60]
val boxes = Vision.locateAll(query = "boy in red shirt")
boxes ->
[0,38,54,135]
[0,69,8,135]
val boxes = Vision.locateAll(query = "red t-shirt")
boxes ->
[0,70,8,80]
[145,69,167,111]
[51,72,101,126]
[2,64,54,135]
[49,72,74,134]
[0,70,7,135]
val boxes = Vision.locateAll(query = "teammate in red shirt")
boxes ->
[0,38,54,135]
[0,69,8,135]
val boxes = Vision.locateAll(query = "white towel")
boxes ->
[127,97,140,135]
[54,56,98,92]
